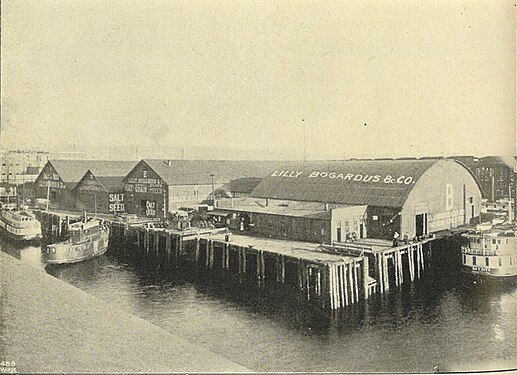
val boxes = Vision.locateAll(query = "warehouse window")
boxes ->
[472,256,477,266]
[485,258,489,267]
[446,184,453,210]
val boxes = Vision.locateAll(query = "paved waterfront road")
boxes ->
[0,252,249,373]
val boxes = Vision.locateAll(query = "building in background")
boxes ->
[452,156,516,202]
[123,160,284,218]
[34,160,137,211]
[213,177,264,199]
[0,149,50,186]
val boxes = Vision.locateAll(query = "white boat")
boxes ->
[46,216,109,264]
[461,222,517,277]
[0,204,42,242]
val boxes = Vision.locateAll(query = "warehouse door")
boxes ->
[415,214,427,237]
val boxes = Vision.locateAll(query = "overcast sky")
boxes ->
[1,0,515,160]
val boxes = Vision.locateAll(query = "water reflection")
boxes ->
[1,235,517,372]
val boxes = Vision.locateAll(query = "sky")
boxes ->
[1,0,516,160]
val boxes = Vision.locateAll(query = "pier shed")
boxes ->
[123,160,283,218]
[251,159,482,240]
[215,197,367,244]
[34,160,137,211]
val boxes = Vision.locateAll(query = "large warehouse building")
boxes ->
[123,159,284,218]
[215,159,483,241]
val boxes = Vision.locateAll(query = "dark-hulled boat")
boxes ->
[46,215,109,264]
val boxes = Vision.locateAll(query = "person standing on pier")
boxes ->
[393,231,400,247]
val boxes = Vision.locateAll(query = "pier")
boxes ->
[37,210,448,310]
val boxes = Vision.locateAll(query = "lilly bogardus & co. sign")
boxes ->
[270,170,416,185]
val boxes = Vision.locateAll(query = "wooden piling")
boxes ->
[166,234,171,261]
[362,256,369,299]
[415,245,419,279]
[409,246,415,281]
[353,261,359,303]
[328,265,334,310]
[397,249,403,285]
[195,237,200,264]
[376,254,383,293]
[205,240,210,268]
[382,253,389,292]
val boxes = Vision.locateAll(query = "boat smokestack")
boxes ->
[83,211,87,223]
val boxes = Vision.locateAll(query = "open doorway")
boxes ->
[415,213,428,237]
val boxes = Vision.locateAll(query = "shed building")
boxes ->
[214,197,366,243]
[123,160,284,218]
[250,159,482,240]
[34,160,137,211]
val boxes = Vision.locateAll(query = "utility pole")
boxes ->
[210,173,216,208]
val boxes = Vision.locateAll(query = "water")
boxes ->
[2,237,516,372]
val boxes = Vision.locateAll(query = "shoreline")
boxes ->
[0,251,250,373]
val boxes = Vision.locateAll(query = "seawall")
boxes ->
[0,251,250,373]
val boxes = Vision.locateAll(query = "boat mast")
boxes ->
[6,164,9,205]
[509,184,513,222]
[45,180,50,212]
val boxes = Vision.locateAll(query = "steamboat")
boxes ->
[46,214,109,264]
[0,204,42,242]
[461,221,517,278]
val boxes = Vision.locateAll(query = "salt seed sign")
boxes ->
[270,170,415,185]
[108,193,125,213]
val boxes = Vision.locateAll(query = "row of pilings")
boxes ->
[108,222,372,310]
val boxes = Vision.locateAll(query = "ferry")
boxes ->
[0,204,42,242]
[461,221,517,278]
[46,215,109,264]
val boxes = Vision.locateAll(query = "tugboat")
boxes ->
[46,213,109,264]
[0,202,42,243]
[461,221,517,278]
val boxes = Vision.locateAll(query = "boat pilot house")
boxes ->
[216,159,482,242]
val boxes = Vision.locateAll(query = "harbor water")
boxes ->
[1,237,516,373]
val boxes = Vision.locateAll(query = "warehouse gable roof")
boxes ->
[49,160,137,187]
[142,160,284,185]
[251,159,455,207]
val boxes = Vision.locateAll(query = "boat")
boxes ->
[45,214,109,264]
[461,221,517,278]
[0,203,42,242]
